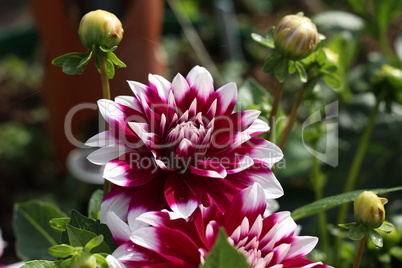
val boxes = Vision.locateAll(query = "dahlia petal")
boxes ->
[223,155,254,174]
[286,236,318,259]
[106,211,131,245]
[205,99,217,119]
[115,95,142,113]
[103,157,156,187]
[148,74,171,101]
[164,174,201,218]
[244,118,269,136]
[190,160,227,178]
[187,66,214,104]
[106,254,126,268]
[215,82,237,115]
[87,145,126,165]
[131,227,200,265]
[176,138,195,160]
[85,130,116,147]
[101,186,132,223]
[172,73,191,108]
[128,122,160,149]
[232,138,283,167]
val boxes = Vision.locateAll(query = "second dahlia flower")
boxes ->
[105,184,331,268]
[87,66,283,217]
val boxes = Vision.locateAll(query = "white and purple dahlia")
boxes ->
[105,184,331,268]
[87,66,283,217]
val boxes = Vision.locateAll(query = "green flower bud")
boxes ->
[274,13,319,60]
[354,191,387,229]
[78,9,124,50]
[71,252,97,268]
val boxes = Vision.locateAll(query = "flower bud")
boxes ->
[71,252,97,268]
[274,13,319,60]
[78,9,124,50]
[354,191,387,229]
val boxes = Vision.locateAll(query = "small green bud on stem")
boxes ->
[78,9,124,50]
[274,13,319,60]
[354,191,387,229]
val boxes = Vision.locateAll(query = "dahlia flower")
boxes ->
[87,66,283,217]
[105,184,331,268]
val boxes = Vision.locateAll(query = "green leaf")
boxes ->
[93,253,110,268]
[377,222,394,233]
[295,61,307,83]
[49,218,70,232]
[291,186,402,221]
[347,0,367,15]
[274,58,290,82]
[48,244,74,258]
[323,72,342,89]
[66,225,111,254]
[251,30,275,49]
[62,210,116,253]
[107,52,127,68]
[374,0,402,36]
[201,229,249,268]
[390,246,402,261]
[349,225,366,240]
[13,200,66,261]
[99,46,117,53]
[106,59,115,79]
[338,222,359,229]
[21,260,63,268]
[88,190,103,220]
[52,52,85,66]
[84,235,104,252]
[262,52,283,73]
[77,51,93,69]
[62,56,86,75]
[369,229,383,248]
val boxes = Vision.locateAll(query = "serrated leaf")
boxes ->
[13,200,66,261]
[107,52,126,68]
[201,229,249,268]
[21,260,63,268]
[291,186,402,221]
[48,244,74,258]
[88,190,103,220]
[369,229,383,248]
[295,61,307,83]
[349,225,366,240]
[263,52,283,73]
[49,218,70,232]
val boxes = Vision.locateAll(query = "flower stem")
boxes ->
[278,79,310,148]
[98,53,112,198]
[312,150,330,262]
[337,97,381,224]
[353,235,367,268]
[266,82,284,141]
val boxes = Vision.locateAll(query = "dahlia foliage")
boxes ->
[86,66,329,267]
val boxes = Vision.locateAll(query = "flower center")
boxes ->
[165,121,206,148]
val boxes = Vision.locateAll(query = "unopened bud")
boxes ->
[78,9,124,50]
[274,13,319,60]
[354,191,387,229]
[71,252,97,268]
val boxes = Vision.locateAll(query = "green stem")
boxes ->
[312,151,330,262]
[378,29,398,66]
[266,82,284,141]
[98,53,112,198]
[334,95,382,265]
[337,97,381,224]
[278,80,310,149]
[353,235,367,268]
